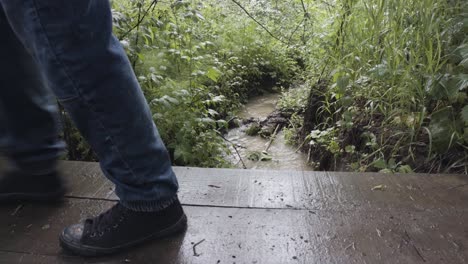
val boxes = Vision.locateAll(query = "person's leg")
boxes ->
[0,0,185,255]
[0,5,65,199]
[0,105,8,153]
[0,0,178,210]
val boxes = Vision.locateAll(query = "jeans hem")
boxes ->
[120,195,178,212]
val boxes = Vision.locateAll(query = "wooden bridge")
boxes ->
[0,161,467,263]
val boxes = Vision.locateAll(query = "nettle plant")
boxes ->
[113,0,231,167]
[286,0,468,173]
[110,0,300,167]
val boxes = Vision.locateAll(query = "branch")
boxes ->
[264,124,280,152]
[287,17,305,46]
[132,3,143,68]
[216,131,247,169]
[301,0,309,44]
[230,0,288,45]
[301,0,308,15]
[118,0,159,40]
[287,0,310,46]
[192,239,205,257]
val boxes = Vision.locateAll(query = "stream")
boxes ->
[225,93,313,171]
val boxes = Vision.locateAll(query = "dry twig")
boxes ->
[192,239,206,257]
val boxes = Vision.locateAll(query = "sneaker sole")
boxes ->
[59,213,188,257]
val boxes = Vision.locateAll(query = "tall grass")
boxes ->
[296,0,468,173]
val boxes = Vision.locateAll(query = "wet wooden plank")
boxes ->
[176,167,468,212]
[56,161,468,212]
[0,199,467,263]
[3,160,467,212]
[1,161,467,262]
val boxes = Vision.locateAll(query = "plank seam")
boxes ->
[0,249,63,258]
[63,196,468,213]
[64,195,311,211]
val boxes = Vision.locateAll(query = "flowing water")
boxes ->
[225,93,313,171]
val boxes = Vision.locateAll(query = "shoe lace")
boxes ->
[85,203,128,237]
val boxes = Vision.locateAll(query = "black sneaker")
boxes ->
[0,170,66,201]
[59,198,188,256]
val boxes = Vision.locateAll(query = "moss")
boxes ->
[245,123,261,136]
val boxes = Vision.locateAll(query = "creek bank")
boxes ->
[224,93,312,171]
[241,110,293,138]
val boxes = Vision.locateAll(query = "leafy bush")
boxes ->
[294,0,468,173]
[108,0,300,167]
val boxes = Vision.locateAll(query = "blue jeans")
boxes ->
[0,0,178,211]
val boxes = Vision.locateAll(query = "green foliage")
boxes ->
[149,83,230,167]
[283,113,303,145]
[308,128,341,156]
[294,0,468,173]
[108,0,300,167]
[62,0,467,173]
[245,123,261,136]
[278,84,309,113]
[371,158,414,174]
[59,107,97,162]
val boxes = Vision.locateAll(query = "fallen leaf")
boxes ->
[376,228,382,237]
[371,184,386,191]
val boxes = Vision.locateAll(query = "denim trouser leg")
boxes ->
[0,0,178,211]
[0,7,64,174]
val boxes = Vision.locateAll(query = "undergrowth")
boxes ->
[61,0,299,166]
[61,0,467,173]
[281,0,468,173]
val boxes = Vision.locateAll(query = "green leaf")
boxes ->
[429,107,462,153]
[195,12,205,21]
[461,105,468,123]
[197,117,216,124]
[208,109,219,117]
[456,74,468,91]
[428,74,459,101]
[397,165,413,173]
[369,63,388,78]
[163,95,179,104]
[464,127,468,144]
[211,95,225,103]
[260,151,272,161]
[216,120,228,128]
[336,75,350,93]
[345,145,355,153]
[172,0,187,9]
[206,67,221,82]
[378,169,393,174]
[372,159,387,169]
[174,147,183,161]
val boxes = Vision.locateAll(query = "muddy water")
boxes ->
[226,93,313,171]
